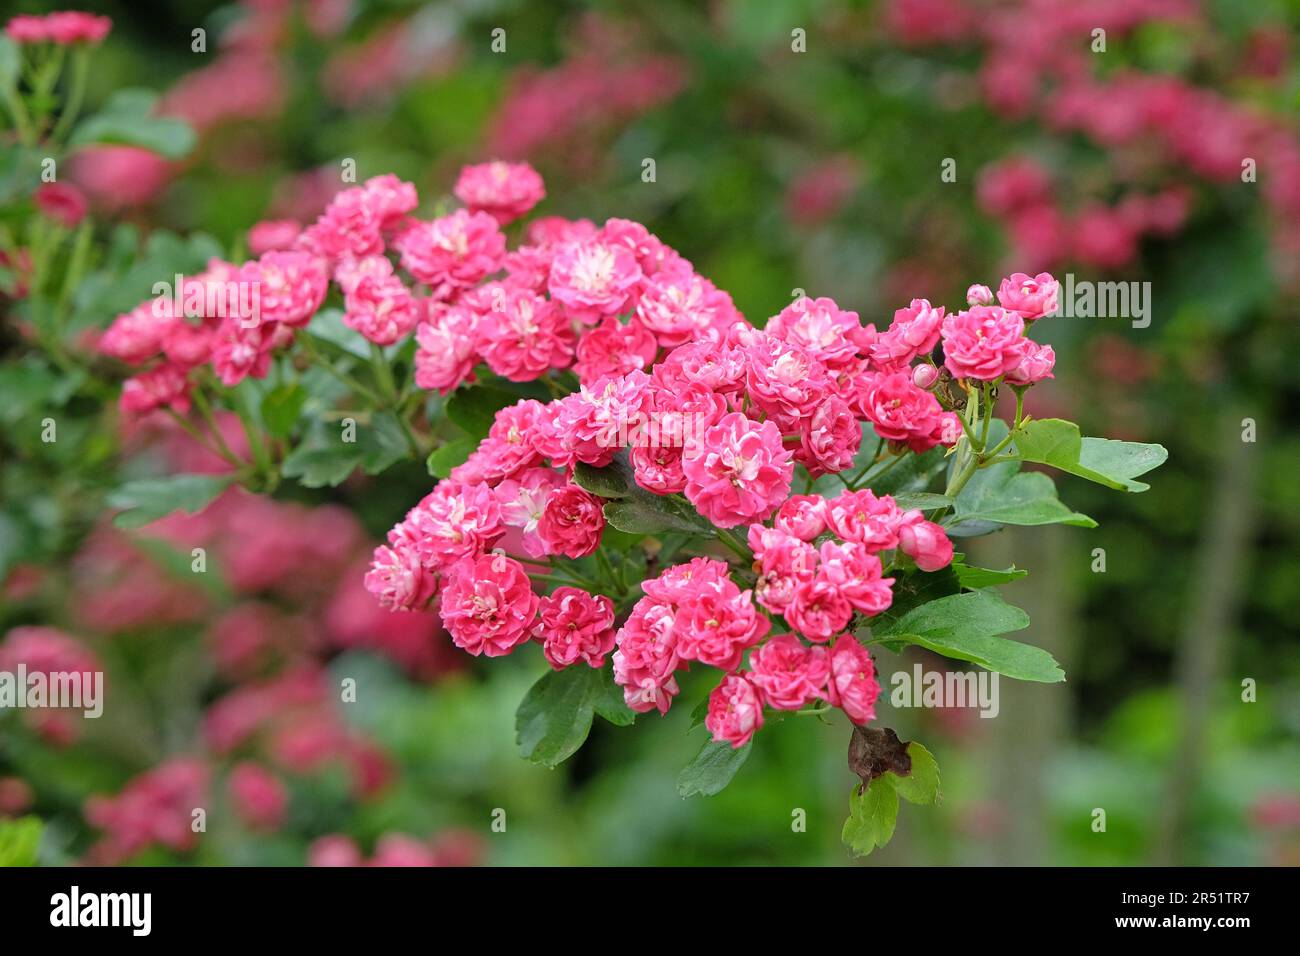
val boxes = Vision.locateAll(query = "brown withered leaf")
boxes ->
[847,726,912,792]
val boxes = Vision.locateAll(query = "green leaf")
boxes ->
[871,445,948,495]
[280,444,364,488]
[0,37,19,90]
[107,474,232,529]
[573,455,637,499]
[282,414,409,487]
[841,781,899,857]
[881,565,961,625]
[306,310,370,360]
[516,665,627,767]
[0,816,42,867]
[888,742,940,805]
[947,459,1095,535]
[593,669,636,727]
[260,384,307,438]
[604,495,709,535]
[69,89,196,160]
[574,451,710,534]
[892,492,953,511]
[1010,419,1167,492]
[446,383,521,439]
[358,412,412,473]
[953,561,1028,590]
[426,437,476,479]
[687,693,712,731]
[677,740,752,797]
[875,591,1063,683]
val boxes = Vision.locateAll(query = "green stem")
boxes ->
[547,558,602,591]
[299,333,383,404]
[979,382,993,450]
[851,452,905,491]
[393,407,423,458]
[229,382,272,478]
[0,84,35,146]
[191,386,243,465]
[370,342,398,402]
[594,547,618,591]
[49,47,89,144]
[163,408,238,466]
[792,705,832,717]
[714,527,752,562]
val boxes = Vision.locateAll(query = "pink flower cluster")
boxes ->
[0,626,102,745]
[5,10,110,45]
[487,21,687,163]
[98,163,544,418]
[83,759,207,864]
[885,0,1300,280]
[309,830,483,868]
[349,180,1057,754]
[939,275,1058,385]
[670,490,953,748]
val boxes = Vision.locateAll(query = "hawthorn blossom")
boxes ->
[682,412,793,528]
[797,394,860,477]
[119,363,191,417]
[997,272,1059,321]
[414,304,479,394]
[243,250,328,327]
[869,298,945,369]
[613,597,681,715]
[476,287,574,381]
[826,635,881,725]
[454,160,546,225]
[769,497,824,543]
[825,489,906,552]
[747,525,817,613]
[861,370,954,453]
[897,513,954,572]
[397,210,505,297]
[816,540,894,614]
[534,587,615,669]
[743,336,830,428]
[398,482,503,569]
[748,634,830,710]
[438,553,538,657]
[574,316,657,384]
[494,467,565,557]
[536,485,606,559]
[672,578,769,671]
[635,270,739,347]
[785,578,853,642]
[766,296,861,369]
[941,306,1032,381]
[705,673,764,748]
[34,183,88,227]
[364,540,439,612]
[1004,341,1056,387]
[548,239,643,323]
[553,370,651,467]
[228,763,287,832]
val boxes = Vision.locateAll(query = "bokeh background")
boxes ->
[2,0,1299,865]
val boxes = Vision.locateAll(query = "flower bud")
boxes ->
[966,283,994,307]
[912,363,940,390]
